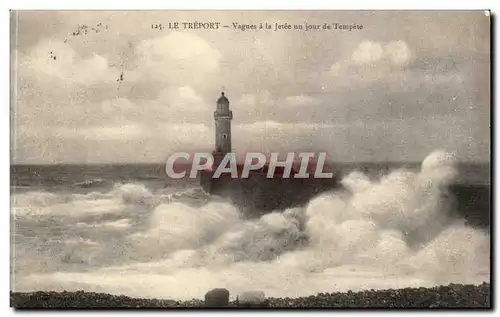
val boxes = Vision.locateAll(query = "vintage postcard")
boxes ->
[10,10,491,308]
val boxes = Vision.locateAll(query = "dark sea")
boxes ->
[10,154,491,300]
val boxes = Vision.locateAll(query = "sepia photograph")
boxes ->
[9,10,491,308]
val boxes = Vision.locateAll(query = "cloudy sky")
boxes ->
[10,11,490,164]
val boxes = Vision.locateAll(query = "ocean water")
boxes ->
[10,150,491,300]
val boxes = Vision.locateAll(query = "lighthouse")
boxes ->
[213,91,233,159]
[198,90,340,213]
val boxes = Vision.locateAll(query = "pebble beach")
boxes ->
[11,283,491,308]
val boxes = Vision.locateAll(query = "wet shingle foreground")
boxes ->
[11,283,490,308]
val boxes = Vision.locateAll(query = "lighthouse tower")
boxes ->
[214,91,233,159]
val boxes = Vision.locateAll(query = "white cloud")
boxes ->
[132,32,222,85]
[234,92,319,120]
[18,39,120,85]
[158,85,208,113]
[384,40,413,67]
[351,41,385,65]
[163,123,210,140]
[140,32,221,72]
[283,95,319,107]
[231,91,277,121]
[100,98,136,115]
[350,40,412,67]
[236,91,275,108]
[86,125,146,141]
[329,40,414,86]
[53,123,211,143]
[236,121,334,135]
[326,40,464,91]
[238,120,284,131]
[53,124,145,141]
[11,12,490,163]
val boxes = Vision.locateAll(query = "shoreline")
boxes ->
[11,283,491,308]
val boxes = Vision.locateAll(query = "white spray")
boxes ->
[12,150,490,300]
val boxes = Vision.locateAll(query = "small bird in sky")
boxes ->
[116,71,125,90]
